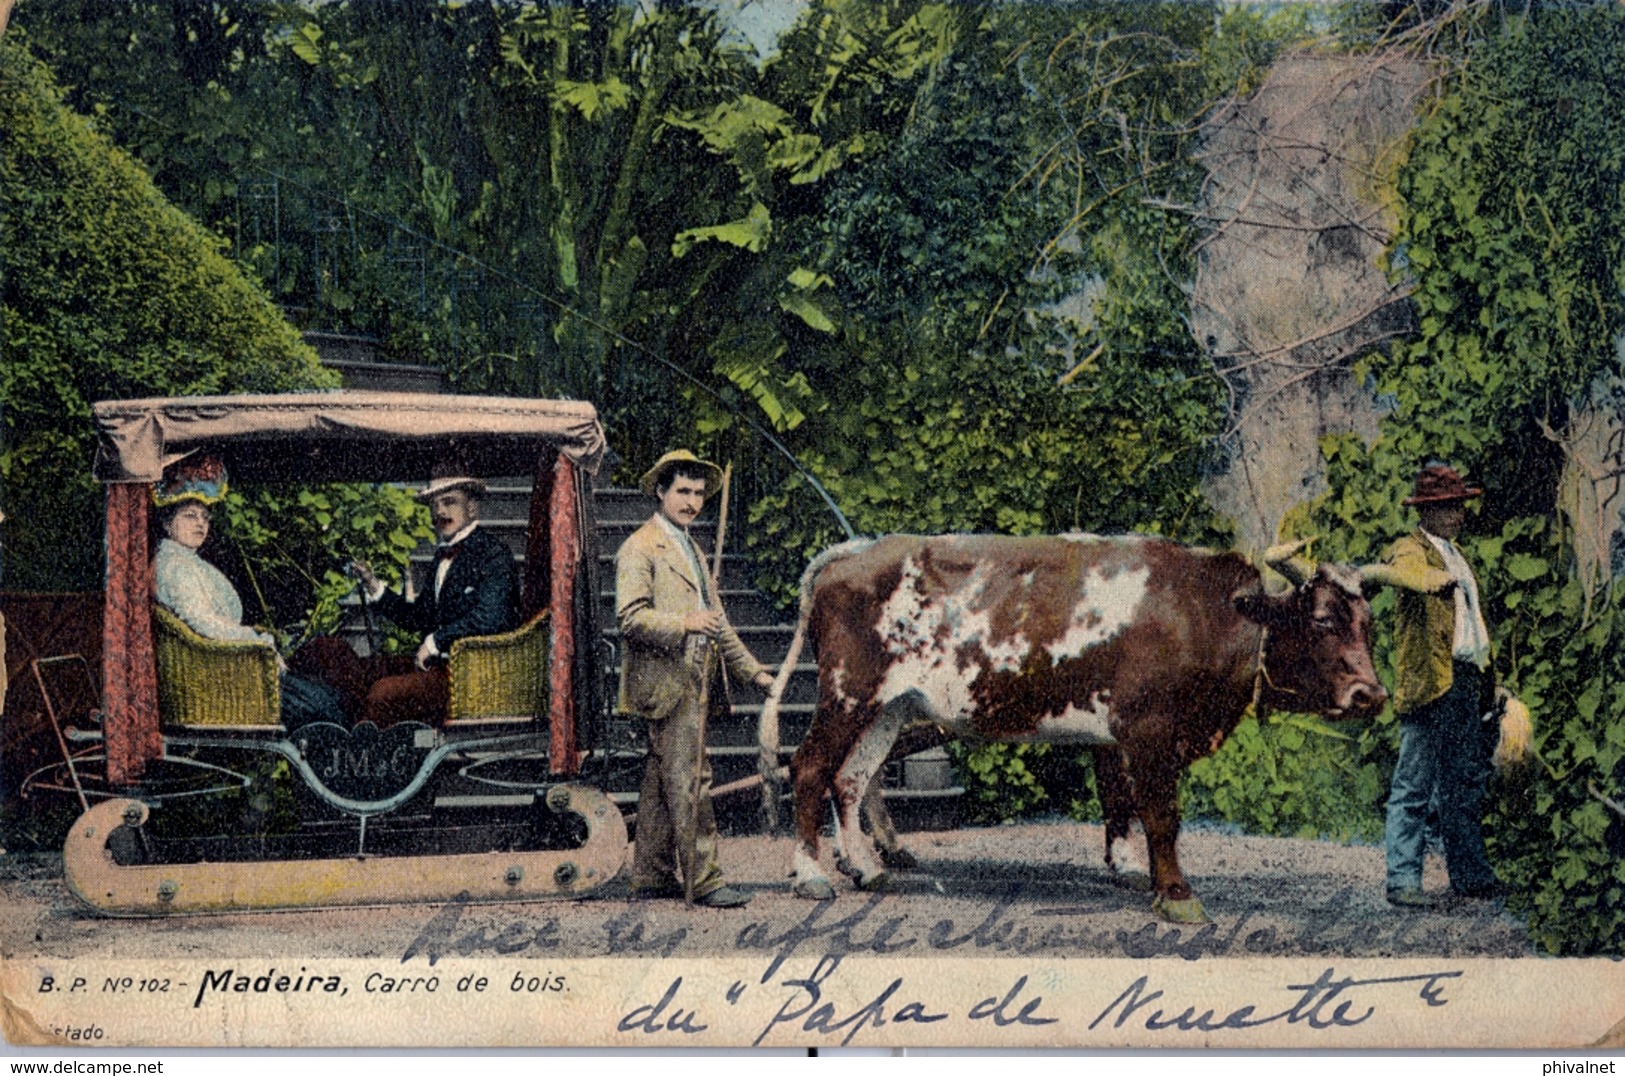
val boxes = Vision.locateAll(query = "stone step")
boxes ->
[594,587,784,628]
[597,661,821,704]
[603,623,800,663]
[603,746,964,837]
[478,483,542,519]
[311,334,446,394]
[609,784,965,838]
[592,488,658,524]
[400,479,577,525]
[592,487,751,529]
[708,704,818,746]
[585,705,818,761]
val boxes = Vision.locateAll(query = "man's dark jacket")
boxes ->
[374,526,519,655]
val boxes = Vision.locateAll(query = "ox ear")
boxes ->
[1232,584,1291,629]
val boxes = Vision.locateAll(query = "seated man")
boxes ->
[298,465,519,728]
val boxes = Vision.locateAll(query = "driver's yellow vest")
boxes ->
[1382,529,1477,714]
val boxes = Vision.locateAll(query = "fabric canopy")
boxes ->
[92,392,606,485]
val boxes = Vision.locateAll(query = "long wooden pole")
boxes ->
[712,463,732,583]
[684,463,730,904]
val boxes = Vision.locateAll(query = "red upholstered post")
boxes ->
[521,450,555,620]
[547,453,580,775]
[102,483,162,785]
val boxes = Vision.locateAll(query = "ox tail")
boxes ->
[758,538,877,835]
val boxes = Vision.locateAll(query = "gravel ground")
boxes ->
[0,817,1532,964]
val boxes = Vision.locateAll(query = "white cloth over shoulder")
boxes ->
[1421,529,1492,669]
[154,537,275,647]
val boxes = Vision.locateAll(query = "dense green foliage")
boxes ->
[747,3,1237,593]
[0,37,335,590]
[1184,714,1389,843]
[0,38,431,621]
[18,1,970,477]
[216,482,433,649]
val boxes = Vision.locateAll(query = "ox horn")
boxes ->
[1264,537,1317,588]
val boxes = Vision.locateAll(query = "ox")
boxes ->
[756,534,1385,922]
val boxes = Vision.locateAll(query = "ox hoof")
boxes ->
[1110,868,1153,893]
[880,846,918,871]
[857,871,893,893]
[1152,894,1211,924]
[794,878,837,901]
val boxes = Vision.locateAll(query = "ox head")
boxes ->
[1231,540,1388,721]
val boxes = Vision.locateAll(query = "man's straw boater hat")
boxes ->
[415,461,487,504]
[153,452,229,507]
[640,449,723,498]
[1403,463,1482,506]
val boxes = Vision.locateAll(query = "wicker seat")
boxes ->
[151,604,282,729]
[446,610,550,725]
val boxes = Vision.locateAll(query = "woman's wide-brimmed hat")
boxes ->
[640,449,723,497]
[153,452,229,507]
[415,461,487,503]
[1403,463,1483,506]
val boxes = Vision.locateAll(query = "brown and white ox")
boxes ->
[756,534,1385,922]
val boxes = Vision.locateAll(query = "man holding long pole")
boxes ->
[616,451,772,907]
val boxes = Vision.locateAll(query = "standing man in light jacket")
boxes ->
[617,450,774,908]
[1371,462,1506,909]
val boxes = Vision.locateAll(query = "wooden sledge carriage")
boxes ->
[49,391,627,915]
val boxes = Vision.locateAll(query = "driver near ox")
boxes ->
[618,450,775,908]
[304,465,519,728]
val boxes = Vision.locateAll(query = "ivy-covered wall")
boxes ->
[5,2,1623,957]
[1303,3,1625,954]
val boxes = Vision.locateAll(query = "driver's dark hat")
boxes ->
[1403,463,1482,506]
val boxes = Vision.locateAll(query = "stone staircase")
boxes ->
[313,335,959,835]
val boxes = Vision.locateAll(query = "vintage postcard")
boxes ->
[4,0,1625,1054]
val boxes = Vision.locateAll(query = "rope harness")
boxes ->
[1249,626,1300,721]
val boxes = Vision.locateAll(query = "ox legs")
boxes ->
[862,773,917,870]
[1125,748,1211,924]
[858,719,947,871]
[842,772,915,876]
[789,701,907,899]
[1095,748,1150,890]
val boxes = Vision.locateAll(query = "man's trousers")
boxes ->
[1384,660,1498,893]
[290,637,449,729]
[631,709,724,900]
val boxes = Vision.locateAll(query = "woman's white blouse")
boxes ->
[154,538,275,647]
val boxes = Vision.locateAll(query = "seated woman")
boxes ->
[152,456,348,731]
